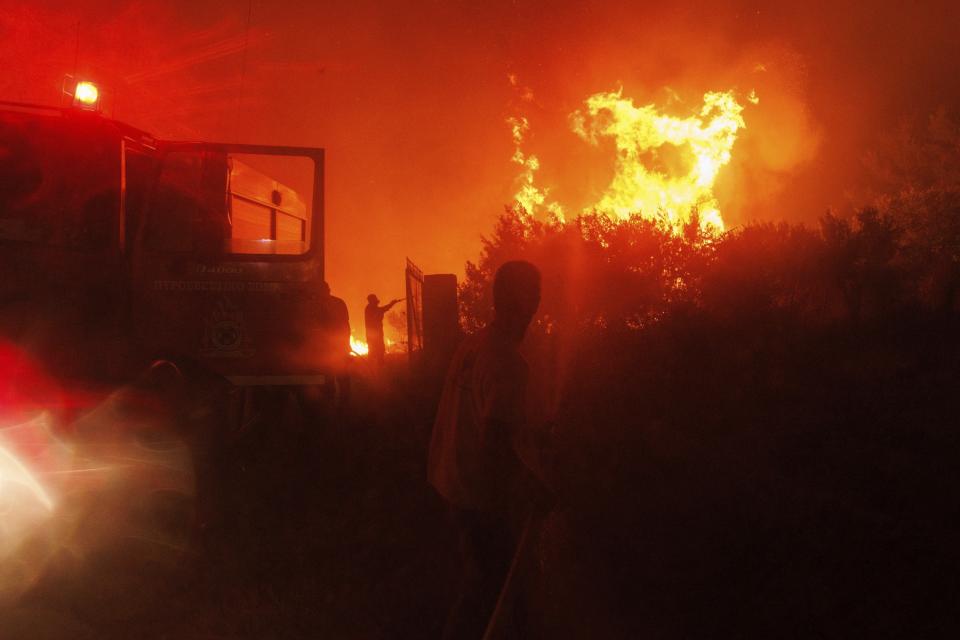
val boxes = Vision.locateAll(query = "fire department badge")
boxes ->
[201,298,254,358]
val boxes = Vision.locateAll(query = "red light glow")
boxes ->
[73,81,99,107]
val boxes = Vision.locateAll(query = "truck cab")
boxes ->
[0,98,327,398]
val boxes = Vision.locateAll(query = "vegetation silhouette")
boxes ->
[456,111,960,636]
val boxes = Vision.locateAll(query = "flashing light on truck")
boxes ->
[72,81,100,110]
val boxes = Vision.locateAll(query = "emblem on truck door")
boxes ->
[201,297,254,358]
[211,320,241,349]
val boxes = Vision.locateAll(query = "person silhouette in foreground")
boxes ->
[429,260,551,640]
[364,294,403,367]
[319,281,352,409]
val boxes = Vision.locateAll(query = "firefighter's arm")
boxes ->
[382,298,402,312]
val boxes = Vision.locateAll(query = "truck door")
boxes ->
[130,143,326,385]
[0,106,127,383]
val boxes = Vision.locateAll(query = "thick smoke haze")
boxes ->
[2,0,958,335]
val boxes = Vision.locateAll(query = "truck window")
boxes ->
[144,150,312,256]
[144,150,226,253]
[0,112,119,250]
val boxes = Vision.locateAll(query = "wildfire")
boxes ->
[511,87,753,233]
[508,116,564,220]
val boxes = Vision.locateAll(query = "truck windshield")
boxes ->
[0,110,119,250]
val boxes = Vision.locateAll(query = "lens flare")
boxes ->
[0,444,54,512]
[0,413,59,589]
[0,383,195,605]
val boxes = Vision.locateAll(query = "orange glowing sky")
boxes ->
[2,0,959,339]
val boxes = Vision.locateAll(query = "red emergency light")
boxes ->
[72,81,101,110]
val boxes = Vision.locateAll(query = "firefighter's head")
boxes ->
[493,260,541,339]
[367,294,379,305]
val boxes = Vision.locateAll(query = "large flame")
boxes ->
[512,88,752,232]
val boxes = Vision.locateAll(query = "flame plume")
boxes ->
[508,116,564,220]
[510,87,752,233]
[572,89,747,231]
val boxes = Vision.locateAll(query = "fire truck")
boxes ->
[0,81,329,425]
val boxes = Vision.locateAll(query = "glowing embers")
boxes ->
[349,335,399,357]
[350,335,369,357]
[72,81,101,110]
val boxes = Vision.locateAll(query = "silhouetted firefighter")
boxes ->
[319,281,351,408]
[364,293,402,366]
[428,260,552,640]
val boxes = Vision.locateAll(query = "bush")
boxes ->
[460,203,960,637]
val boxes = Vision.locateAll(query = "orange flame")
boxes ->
[350,335,369,357]
[508,115,564,221]
[511,88,753,233]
